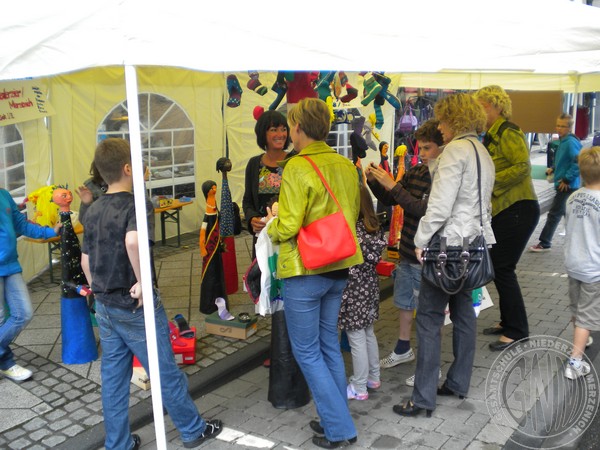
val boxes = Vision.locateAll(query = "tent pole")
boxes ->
[124,65,168,450]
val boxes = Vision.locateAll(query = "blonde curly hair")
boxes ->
[473,85,512,119]
[434,93,487,136]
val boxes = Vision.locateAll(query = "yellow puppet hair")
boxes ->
[394,144,407,158]
[27,185,59,227]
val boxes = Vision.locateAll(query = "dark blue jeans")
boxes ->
[412,279,476,411]
[539,189,574,248]
[491,200,540,340]
[95,296,206,450]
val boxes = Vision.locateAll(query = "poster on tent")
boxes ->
[0,80,55,126]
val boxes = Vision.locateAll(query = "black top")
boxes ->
[82,192,139,309]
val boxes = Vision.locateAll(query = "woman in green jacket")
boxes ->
[267,98,362,449]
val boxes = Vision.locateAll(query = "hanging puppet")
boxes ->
[51,185,98,364]
[199,180,229,315]
[216,157,238,295]
[388,145,407,249]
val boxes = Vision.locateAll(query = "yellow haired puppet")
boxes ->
[388,145,407,247]
[27,185,60,227]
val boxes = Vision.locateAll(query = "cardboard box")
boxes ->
[131,366,150,390]
[205,312,257,339]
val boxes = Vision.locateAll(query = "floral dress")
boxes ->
[338,221,386,331]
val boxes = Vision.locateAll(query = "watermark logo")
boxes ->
[486,335,599,449]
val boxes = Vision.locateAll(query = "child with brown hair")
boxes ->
[338,185,387,400]
[564,146,600,379]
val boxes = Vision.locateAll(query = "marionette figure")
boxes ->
[388,146,407,249]
[376,142,393,227]
[199,180,229,315]
[216,157,238,295]
[52,185,98,364]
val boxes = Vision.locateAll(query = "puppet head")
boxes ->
[52,185,73,213]
[216,157,232,173]
[27,185,59,226]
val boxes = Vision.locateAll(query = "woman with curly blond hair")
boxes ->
[394,93,496,418]
[474,85,539,351]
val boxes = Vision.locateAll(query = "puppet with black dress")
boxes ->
[199,180,229,315]
[216,158,238,295]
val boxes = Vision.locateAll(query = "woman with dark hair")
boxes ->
[243,110,295,256]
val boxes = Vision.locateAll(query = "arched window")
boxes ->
[0,124,25,201]
[98,93,195,198]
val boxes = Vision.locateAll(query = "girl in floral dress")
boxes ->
[339,185,387,400]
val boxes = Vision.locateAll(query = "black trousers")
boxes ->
[489,200,540,340]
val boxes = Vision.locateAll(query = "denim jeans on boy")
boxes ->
[539,189,574,248]
[95,295,206,450]
[0,273,33,370]
[412,279,476,411]
[283,275,357,443]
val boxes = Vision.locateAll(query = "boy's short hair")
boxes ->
[414,119,443,147]
[287,98,331,141]
[94,138,131,185]
[578,146,600,186]
[558,113,574,128]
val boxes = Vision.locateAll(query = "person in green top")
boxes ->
[474,85,540,351]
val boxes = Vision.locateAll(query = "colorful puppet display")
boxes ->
[52,185,98,364]
[387,146,407,248]
[199,180,229,315]
[216,157,238,295]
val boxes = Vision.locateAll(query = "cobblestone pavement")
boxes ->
[2,164,594,449]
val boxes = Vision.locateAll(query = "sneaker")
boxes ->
[183,419,223,448]
[367,379,381,389]
[0,364,33,381]
[565,360,591,380]
[529,243,551,253]
[347,383,369,401]
[406,369,442,387]
[380,349,415,368]
[587,336,594,348]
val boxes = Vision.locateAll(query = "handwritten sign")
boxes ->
[0,80,55,126]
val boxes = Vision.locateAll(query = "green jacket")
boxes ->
[485,118,537,216]
[267,141,363,278]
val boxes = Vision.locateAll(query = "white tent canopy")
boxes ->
[2,1,600,448]
[2,0,600,91]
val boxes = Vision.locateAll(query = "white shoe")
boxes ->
[0,364,33,381]
[565,360,591,380]
[380,349,415,368]
[406,369,442,387]
[587,336,594,348]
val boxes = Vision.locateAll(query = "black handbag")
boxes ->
[422,139,495,295]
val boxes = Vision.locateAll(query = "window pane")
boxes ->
[0,125,25,200]
[99,94,195,199]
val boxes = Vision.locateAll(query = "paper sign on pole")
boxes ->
[0,80,55,126]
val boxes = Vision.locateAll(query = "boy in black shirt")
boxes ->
[81,138,222,449]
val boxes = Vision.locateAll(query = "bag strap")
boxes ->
[465,139,484,230]
[301,155,343,212]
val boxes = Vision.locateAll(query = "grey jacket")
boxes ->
[414,134,496,249]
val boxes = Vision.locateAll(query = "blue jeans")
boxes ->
[539,189,574,248]
[95,296,206,450]
[283,275,357,442]
[0,273,33,370]
[393,260,421,310]
[412,279,476,411]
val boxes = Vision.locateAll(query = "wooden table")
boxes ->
[24,222,84,284]
[154,199,193,247]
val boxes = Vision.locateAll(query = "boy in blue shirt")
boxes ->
[0,189,61,382]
